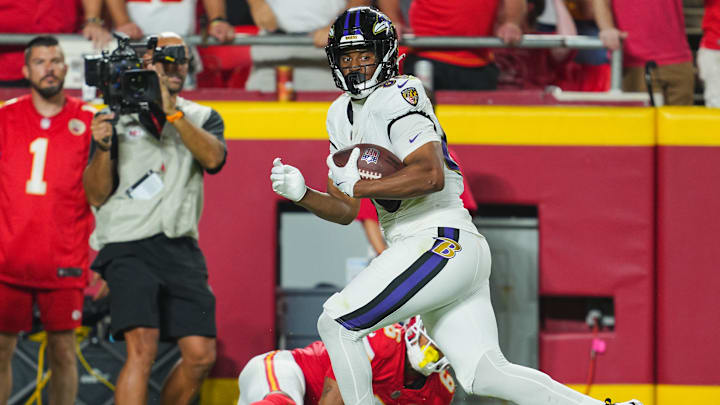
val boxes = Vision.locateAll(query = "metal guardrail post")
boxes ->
[610,49,623,92]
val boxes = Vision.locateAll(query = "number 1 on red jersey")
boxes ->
[26,137,48,195]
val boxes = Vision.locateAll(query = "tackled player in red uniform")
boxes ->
[0,36,95,405]
[237,317,454,405]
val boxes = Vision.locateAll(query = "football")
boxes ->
[332,143,404,180]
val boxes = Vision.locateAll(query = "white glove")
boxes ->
[271,157,307,202]
[326,147,361,197]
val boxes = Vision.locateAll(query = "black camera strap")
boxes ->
[138,102,166,139]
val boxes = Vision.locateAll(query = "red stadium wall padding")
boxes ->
[655,108,720,387]
[656,146,720,384]
[200,140,331,376]
[201,140,655,383]
[453,145,655,384]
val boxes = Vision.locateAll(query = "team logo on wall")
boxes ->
[127,126,146,140]
[361,147,379,165]
[401,87,419,106]
[68,119,86,135]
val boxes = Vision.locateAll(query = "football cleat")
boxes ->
[605,398,644,405]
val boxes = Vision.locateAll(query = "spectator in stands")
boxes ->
[495,0,579,90]
[105,0,235,89]
[195,1,258,88]
[244,0,370,92]
[535,0,611,92]
[356,199,389,255]
[228,0,255,26]
[0,36,95,405]
[592,0,694,105]
[105,0,235,42]
[0,0,111,86]
[698,0,720,107]
[247,0,370,47]
[402,0,526,91]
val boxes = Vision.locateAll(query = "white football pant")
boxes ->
[237,350,306,405]
[318,227,606,405]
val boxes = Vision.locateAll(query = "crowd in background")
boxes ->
[0,0,718,106]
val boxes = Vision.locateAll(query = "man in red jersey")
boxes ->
[592,0,694,105]
[237,318,455,405]
[401,0,526,90]
[0,36,95,405]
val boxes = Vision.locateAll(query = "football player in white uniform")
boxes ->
[269,7,643,405]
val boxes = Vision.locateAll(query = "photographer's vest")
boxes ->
[90,98,211,250]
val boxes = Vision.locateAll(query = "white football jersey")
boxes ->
[127,0,197,36]
[266,0,347,34]
[326,75,479,241]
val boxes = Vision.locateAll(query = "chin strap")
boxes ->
[345,71,364,95]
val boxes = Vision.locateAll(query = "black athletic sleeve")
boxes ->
[202,109,226,145]
[202,109,227,174]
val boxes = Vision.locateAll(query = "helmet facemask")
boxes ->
[404,316,450,376]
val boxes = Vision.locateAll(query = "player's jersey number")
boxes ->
[439,369,455,393]
[26,137,48,195]
[382,324,402,343]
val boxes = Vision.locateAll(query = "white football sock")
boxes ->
[317,311,374,405]
[470,349,604,405]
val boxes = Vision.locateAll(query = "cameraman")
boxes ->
[83,32,227,405]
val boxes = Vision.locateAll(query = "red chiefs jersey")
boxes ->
[0,0,83,81]
[409,0,499,67]
[292,325,455,405]
[610,0,691,67]
[0,95,94,289]
[290,340,332,404]
[702,0,720,50]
